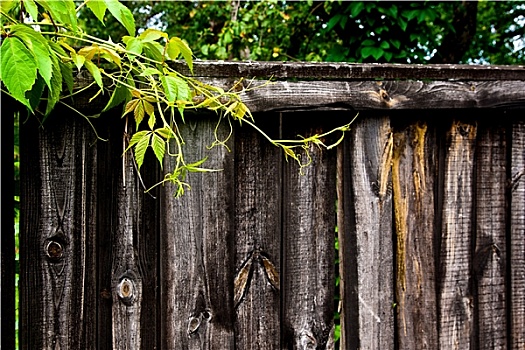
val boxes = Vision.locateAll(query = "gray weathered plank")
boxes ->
[438,119,477,350]
[20,114,98,349]
[172,61,525,81]
[343,115,395,349]
[281,113,337,349]
[161,114,235,349]
[392,120,438,350]
[511,119,525,350]
[233,115,282,349]
[474,122,507,350]
[235,80,525,113]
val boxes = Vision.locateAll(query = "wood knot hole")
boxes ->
[379,89,391,101]
[117,277,136,306]
[45,240,64,262]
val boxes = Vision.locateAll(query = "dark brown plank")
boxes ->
[474,121,507,350]
[511,119,525,350]
[342,115,394,349]
[233,114,281,349]
[20,113,98,349]
[281,112,337,349]
[392,120,438,350]
[161,113,235,348]
[172,61,525,81]
[438,119,477,349]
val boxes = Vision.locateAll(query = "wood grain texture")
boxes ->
[233,80,525,113]
[474,122,507,350]
[20,113,98,349]
[343,115,395,349]
[438,119,477,350]
[161,114,235,349]
[171,61,525,81]
[234,115,281,349]
[281,113,337,349]
[510,119,525,350]
[392,120,438,350]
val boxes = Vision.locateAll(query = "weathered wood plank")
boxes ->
[172,61,525,81]
[511,119,525,350]
[281,113,337,349]
[392,120,439,350]
[342,115,395,349]
[161,114,235,349]
[438,119,477,350]
[234,80,525,113]
[474,121,507,350]
[233,115,282,349]
[20,113,98,349]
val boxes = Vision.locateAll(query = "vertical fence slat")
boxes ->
[474,122,507,350]
[282,113,337,349]
[511,119,525,350]
[161,115,235,349]
[392,120,438,350]
[20,114,98,349]
[438,119,477,349]
[234,115,281,349]
[342,115,394,349]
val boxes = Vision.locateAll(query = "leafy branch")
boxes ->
[0,0,356,197]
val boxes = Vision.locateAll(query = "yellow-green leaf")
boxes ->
[138,28,168,43]
[84,60,103,89]
[134,132,151,170]
[151,133,165,168]
[71,52,85,72]
[167,37,193,73]
[86,0,107,23]
[104,0,135,36]
[134,100,145,126]
[123,99,139,117]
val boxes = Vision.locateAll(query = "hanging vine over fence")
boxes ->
[0,0,353,196]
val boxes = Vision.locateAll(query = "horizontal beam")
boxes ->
[172,61,525,81]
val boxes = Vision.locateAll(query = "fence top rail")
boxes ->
[172,61,525,81]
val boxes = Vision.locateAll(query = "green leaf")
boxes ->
[361,46,384,60]
[134,132,151,170]
[134,100,145,126]
[49,41,73,94]
[362,39,375,46]
[151,133,165,168]
[0,37,37,111]
[127,130,149,148]
[104,0,135,36]
[71,52,85,72]
[84,60,103,89]
[45,52,63,116]
[10,25,53,89]
[28,74,46,111]
[138,67,161,76]
[123,36,143,58]
[102,83,131,112]
[390,39,401,50]
[37,0,78,31]
[138,28,168,43]
[1,0,19,14]
[350,2,365,18]
[161,75,189,103]
[380,41,390,49]
[167,37,193,73]
[86,0,107,23]
[143,41,164,61]
[23,0,39,21]
[147,112,156,130]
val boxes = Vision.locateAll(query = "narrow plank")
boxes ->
[233,114,281,349]
[392,120,439,350]
[171,61,525,81]
[281,112,337,349]
[343,115,395,349]
[510,119,525,350]
[438,119,477,349]
[19,113,98,349]
[161,113,235,349]
[200,80,525,113]
[108,118,159,350]
[473,121,507,349]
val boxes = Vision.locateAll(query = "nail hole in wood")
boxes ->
[45,240,64,262]
[117,277,136,306]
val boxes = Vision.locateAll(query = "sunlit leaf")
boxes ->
[102,83,131,112]
[134,99,145,126]
[71,52,85,72]
[167,37,193,73]
[104,0,135,36]
[123,99,139,117]
[44,51,63,116]
[134,132,150,170]
[138,28,168,43]
[84,60,103,89]
[86,0,107,23]
[23,0,39,22]
[151,133,165,168]
[123,36,143,57]
[0,36,37,111]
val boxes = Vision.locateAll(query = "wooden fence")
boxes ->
[9,62,525,349]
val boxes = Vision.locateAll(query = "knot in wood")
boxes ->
[379,89,391,102]
[45,240,64,262]
[117,277,136,306]
[299,330,317,350]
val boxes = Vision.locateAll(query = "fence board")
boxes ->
[392,120,439,350]
[511,119,525,350]
[281,113,337,349]
[234,115,282,349]
[438,119,477,349]
[161,115,235,349]
[343,115,395,349]
[20,114,98,349]
[474,122,507,349]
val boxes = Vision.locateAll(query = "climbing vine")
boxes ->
[1,0,353,196]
